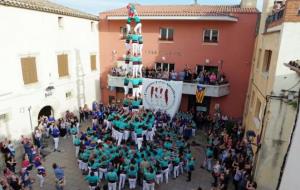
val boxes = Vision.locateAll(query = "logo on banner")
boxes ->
[144,81,176,110]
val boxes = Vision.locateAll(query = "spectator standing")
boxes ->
[52,125,60,152]
[53,163,65,190]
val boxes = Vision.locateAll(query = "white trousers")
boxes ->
[147,183,155,190]
[179,162,184,174]
[132,87,139,98]
[146,130,154,141]
[138,44,143,55]
[138,84,143,95]
[37,174,44,188]
[132,43,139,55]
[123,130,130,141]
[118,174,126,190]
[139,64,143,77]
[108,182,117,190]
[163,168,169,184]
[99,168,107,180]
[124,64,130,74]
[173,165,179,178]
[126,24,131,35]
[134,23,142,34]
[155,174,163,184]
[75,146,80,158]
[125,43,131,51]
[131,132,136,142]
[72,134,76,142]
[136,137,143,150]
[116,131,124,146]
[132,65,139,78]
[112,128,117,140]
[53,137,59,150]
[128,178,137,189]
[124,86,129,96]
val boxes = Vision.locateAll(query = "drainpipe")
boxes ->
[276,88,300,190]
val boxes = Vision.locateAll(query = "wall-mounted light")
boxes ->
[205,59,210,64]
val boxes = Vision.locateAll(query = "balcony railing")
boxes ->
[265,8,285,28]
[108,75,230,97]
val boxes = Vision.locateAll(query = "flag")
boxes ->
[196,84,205,103]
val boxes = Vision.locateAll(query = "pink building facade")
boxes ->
[99,4,258,118]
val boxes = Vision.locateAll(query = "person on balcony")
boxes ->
[170,70,177,80]
[209,72,217,85]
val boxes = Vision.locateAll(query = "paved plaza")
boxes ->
[29,121,214,190]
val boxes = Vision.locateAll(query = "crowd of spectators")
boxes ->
[196,109,257,190]
[110,66,228,85]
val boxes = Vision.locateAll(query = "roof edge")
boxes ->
[0,0,99,21]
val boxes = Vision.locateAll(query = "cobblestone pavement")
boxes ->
[30,121,214,190]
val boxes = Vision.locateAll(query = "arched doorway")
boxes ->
[38,106,54,120]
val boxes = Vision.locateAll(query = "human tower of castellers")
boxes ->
[122,3,143,110]
[72,4,197,190]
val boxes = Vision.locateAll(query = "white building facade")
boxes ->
[0,0,100,140]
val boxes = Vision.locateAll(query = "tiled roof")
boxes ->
[101,4,259,17]
[0,0,98,20]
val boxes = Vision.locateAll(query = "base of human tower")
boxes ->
[74,103,197,189]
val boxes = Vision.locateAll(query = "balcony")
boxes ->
[108,75,230,97]
[265,8,285,30]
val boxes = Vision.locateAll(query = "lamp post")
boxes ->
[28,106,33,132]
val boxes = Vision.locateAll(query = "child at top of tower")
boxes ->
[127,3,137,18]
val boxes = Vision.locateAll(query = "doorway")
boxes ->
[38,106,53,120]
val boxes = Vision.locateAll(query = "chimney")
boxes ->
[240,0,257,8]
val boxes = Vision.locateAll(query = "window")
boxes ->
[0,113,9,122]
[57,54,69,77]
[91,21,95,32]
[58,17,64,29]
[197,65,218,74]
[262,50,272,73]
[21,57,38,85]
[254,98,262,120]
[65,91,72,99]
[256,49,262,69]
[298,8,300,15]
[155,62,175,72]
[203,29,219,43]
[120,27,127,39]
[90,55,97,71]
[160,28,174,41]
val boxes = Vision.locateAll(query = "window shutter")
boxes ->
[90,55,96,71]
[57,54,69,77]
[21,57,37,84]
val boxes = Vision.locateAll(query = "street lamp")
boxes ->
[28,106,33,132]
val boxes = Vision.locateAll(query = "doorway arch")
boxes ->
[38,105,54,120]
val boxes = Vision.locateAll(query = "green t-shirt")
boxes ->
[124,78,129,85]
[134,16,141,23]
[85,175,99,184]
[131,34,139,41]
[106,171,118,182]
[131,78,140,86]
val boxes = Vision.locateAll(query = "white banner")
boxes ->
[142,78,183,117]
